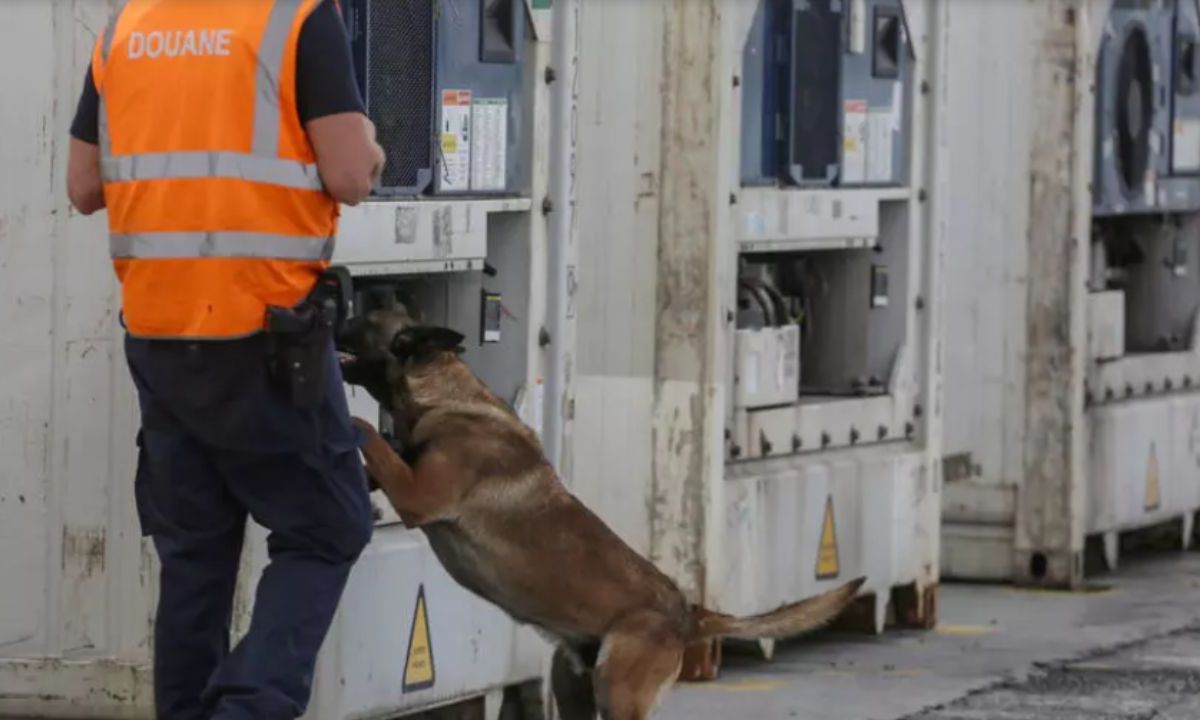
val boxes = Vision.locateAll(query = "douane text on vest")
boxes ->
[127,29,234,60]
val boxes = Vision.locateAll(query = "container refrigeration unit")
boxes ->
[570,0,945,677]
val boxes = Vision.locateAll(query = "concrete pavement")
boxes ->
[658,552,1200,720]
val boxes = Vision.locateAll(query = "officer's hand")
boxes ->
[361,118,386,184]
[308,112,383,205]
[370,142,386,185]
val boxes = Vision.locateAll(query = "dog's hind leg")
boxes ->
[551,645,598,720]
[592,611,684,720]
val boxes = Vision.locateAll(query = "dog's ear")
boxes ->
[390,326,466,362]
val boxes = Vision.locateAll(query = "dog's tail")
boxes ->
[690,577,865,642]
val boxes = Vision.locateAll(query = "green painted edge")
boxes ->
[531,0,551,8]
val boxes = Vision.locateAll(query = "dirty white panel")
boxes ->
[227,526,544,720]
[0,0,136,670]
[572,376,653,552]
[720,449,935,626]
[56,342,117,658]
[940,0,1035,489]
[0,0,156,713]
[571,0,663,554]
[0,0,60,656]
[1088,395,1200,534]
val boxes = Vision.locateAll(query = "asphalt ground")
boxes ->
[659,552,1200,720]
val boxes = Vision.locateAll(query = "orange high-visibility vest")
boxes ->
[92,0,339,339]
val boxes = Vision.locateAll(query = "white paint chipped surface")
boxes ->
[0,0,154,714]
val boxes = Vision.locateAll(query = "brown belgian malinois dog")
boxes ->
[337,305,864,720]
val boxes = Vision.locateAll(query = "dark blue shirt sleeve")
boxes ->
[295,0,366,122]
[70,65,100,144]
[69,0,363,146]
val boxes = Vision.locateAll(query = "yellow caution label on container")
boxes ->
[1145,444,1161,512]
[403,585,435,692]
[815,496,840,580]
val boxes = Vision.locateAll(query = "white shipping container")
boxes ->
[940,0,1200,586]
[0,0,569,717]
[571,0,947,673]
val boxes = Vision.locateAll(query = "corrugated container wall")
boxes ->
[570,0,662,555]
[940,0,1101,585]
[939,0,1040,577]
[0,0,156,710]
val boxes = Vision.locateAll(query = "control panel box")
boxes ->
[740,0,914,188]
[343,0,531,197]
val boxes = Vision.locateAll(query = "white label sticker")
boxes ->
[849,0,867,54]
[842,100,868,185]
[394,206,418,245]
[1175,119,1200,173]
[440,89,472,192]
[891,82,903,133]
[745,211,767,238]
[743,351,760,396]
[782,329,799,386]
[867,110,894,183]
[531,378,544,439]
[470,98,508,192]
[775,348,786,391]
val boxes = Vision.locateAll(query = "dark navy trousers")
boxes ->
[125,334,374,720]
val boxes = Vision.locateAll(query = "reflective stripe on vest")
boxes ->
[253,0,305,155]
[110,231,333,261]
[101,151,323,190]
[97,7,120,162]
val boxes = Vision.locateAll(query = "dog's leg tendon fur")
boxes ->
[592,610,685,720]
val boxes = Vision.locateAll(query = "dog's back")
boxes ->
[397,365,693,641]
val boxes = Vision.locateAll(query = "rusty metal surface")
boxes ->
[1014,0,1091,588]
[647,0,728,602]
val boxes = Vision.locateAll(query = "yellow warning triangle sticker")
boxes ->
[1145,444,1161,512]
[815,496,840,580]
[403,585,435,692]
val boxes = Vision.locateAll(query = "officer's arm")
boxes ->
[308,113,384,206]
[68,65,106,216]
[299,0,385,207]
[68,138,106,216]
